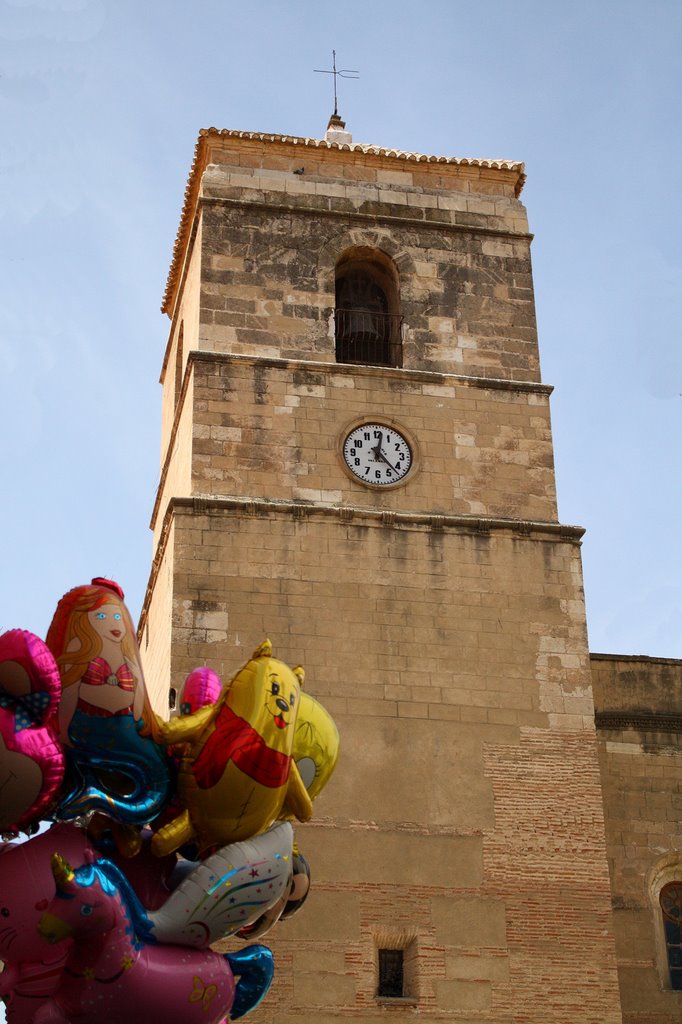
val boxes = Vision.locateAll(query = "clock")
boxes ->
[342,422,413,486]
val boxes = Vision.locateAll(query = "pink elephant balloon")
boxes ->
[0,630,64,834]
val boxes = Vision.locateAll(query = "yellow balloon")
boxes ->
[152,640,313,857]
[293,691,340,801]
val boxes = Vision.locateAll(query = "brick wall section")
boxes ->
[152,368,194,548]
[592,655,682,1024]
[483,730,622,1022]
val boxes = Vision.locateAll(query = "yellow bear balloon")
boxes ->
[152,641,313,857]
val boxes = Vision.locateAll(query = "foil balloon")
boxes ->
[148,822,294,947]
[293,691,340,801]
[45,578,172,825]
[180,667,222,716]
[152,640,312,858]
[236,847,311,942]
[0,822,90,1024]
[36,852,274,1024]
[0,630,64,834]
[97,821,177,911]
[279,848,311,921]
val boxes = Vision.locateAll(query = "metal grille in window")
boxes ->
[335,271,402,368]
[660,881,682,990]
[378,948,404,998]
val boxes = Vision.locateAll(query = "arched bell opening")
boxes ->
[335,248,402,367]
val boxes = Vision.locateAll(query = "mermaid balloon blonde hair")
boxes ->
[46,577,161,741]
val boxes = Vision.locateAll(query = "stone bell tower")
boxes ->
[140,117,624,1023]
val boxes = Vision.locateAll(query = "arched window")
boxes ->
[335,249,402,367]
[660,882,682,989]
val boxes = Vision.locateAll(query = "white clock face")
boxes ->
[342,423,412,486]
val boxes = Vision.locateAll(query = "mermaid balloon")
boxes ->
[45,578,171,825]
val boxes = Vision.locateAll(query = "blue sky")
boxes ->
[1,0,680,659]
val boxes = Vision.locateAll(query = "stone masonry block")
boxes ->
[432,897,507,947]
[293,973,357,1006]
[310,829,483,887]
[281,890,360,941]
[433,978,492,1011]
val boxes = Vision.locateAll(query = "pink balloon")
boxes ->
[0,630,64,834]
[36,852,273,1024]
[179,667,222,715]
[0,823,90,1024]
[0,825,177,1023]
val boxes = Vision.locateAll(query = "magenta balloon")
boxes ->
[0,823,90,1023]
[179,667,222,716]
[107,833,176,912]
[0,630,64,833]
[36,854,273,1024]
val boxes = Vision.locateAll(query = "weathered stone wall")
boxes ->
[152,352,557,526]
[140,517,175,715]
[155,506,623,1023]
[139,130,625,1023]
[151,368,194,549]
[593,654,682,1024]
[196,161,539,382]
[159,217,203,466]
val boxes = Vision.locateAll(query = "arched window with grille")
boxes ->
[335,248,402,367]
[660,881,682,990]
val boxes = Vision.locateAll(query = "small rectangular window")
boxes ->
[378,948,404,998]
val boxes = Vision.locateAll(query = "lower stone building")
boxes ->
[138,116,682,1023]
[592,654,682,1024]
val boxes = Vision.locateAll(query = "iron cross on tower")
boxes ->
[314,50,359,118]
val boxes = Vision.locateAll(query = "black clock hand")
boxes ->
[377,449,399,472]
[374,431,400,472]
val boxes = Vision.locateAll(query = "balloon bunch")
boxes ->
[0,578,339,1024]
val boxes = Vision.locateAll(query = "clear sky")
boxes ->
[1,0,680,660]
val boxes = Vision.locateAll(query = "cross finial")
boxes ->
[314,49,359,120]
